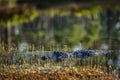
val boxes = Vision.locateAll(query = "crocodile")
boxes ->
[40,50,113,61]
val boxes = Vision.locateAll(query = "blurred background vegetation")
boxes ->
[0,0,120,51]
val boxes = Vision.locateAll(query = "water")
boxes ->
[12,50,120,68]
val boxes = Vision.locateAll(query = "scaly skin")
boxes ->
[40,50,114,61]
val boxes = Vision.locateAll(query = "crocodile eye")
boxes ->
[41,56,47,60]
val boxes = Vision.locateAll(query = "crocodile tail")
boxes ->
[101,50,114,54]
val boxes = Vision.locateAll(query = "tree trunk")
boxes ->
[106,8,114,49]
[7,26,11,52]
[0,27,1,42]
[8,0,16,8]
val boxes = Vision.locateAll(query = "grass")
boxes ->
[0,43,119,80]
[0,64,115,80]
